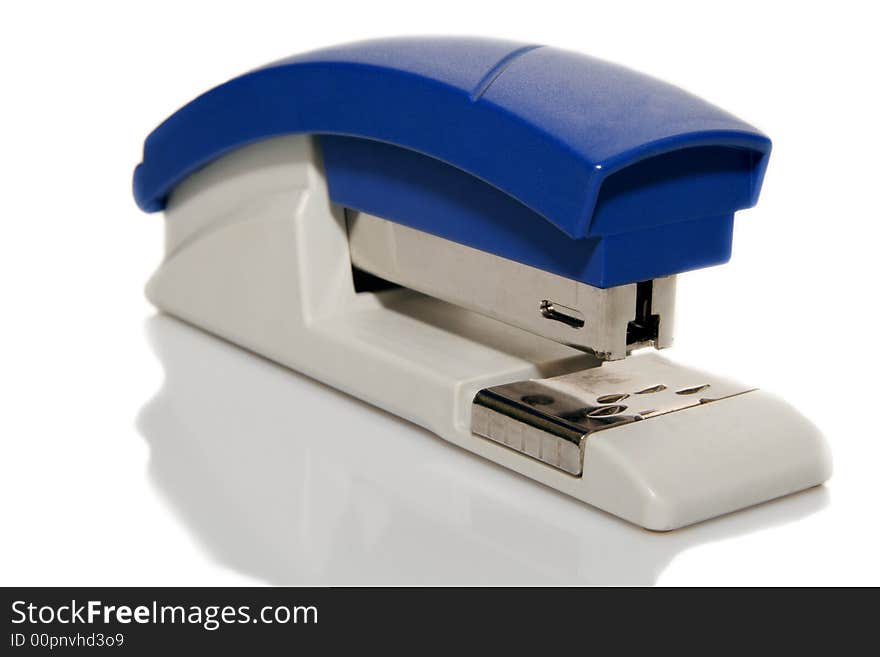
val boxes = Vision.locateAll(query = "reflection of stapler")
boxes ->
[133,37,830,530]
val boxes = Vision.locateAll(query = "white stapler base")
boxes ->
[146,136,831,530]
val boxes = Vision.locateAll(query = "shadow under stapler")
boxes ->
[136,313,829,585]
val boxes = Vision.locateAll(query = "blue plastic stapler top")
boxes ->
[133,37,770,288]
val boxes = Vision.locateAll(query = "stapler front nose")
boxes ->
[346,209,676,360]
[132,37,831,530]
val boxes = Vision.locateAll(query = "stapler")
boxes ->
[133,37,830,530]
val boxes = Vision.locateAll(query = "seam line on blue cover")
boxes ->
[469,45,543,101]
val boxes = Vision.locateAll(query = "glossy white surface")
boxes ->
[1,0,878,585]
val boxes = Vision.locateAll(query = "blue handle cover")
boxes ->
[133,37,771,287]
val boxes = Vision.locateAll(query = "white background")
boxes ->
[1,1,878,585]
